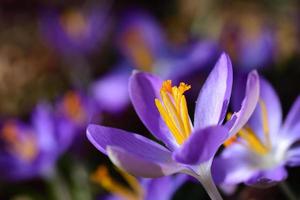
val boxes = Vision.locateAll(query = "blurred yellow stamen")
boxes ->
[91,166,143,200]
[123,29,153,71]
[224,100,272,156]
[238,127,269,155]
[63,91,86,123]
[2,122,37,161]
[61,9,88,39]
[259,99,271,148]
[155,80,192,145]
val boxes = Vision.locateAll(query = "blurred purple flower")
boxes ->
[55,90,101,144]
[39,4,110,55]
[91,11,218,113]
[221,24,275,71]
[92,166,186,200]
[87,53,260,199]
[214,77,300,187]
[0,103,72,181]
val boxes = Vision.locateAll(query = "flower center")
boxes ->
[155,80,192,145]
[1,121,38,162]
[63,91,87,124]
[224,100,272,156]
[122,28,154,72]
[60,9,89,40]
[91,166,144,200]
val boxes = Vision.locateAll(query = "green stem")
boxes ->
[279,181,298,200]
[70,162,93,200]
[46,170,71,200]
[194,173,223,200]
[183,160,223,200]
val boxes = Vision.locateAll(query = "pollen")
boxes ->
[155,80,192,145]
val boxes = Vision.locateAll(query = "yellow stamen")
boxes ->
[224,105,272,156]
[63,91,86,123]
[259,99,271,148]
[155,80,192,145]
[123,29,153,71]
[2,122,37,161]
[91,166,143,200]
[238,127,269,155]
[224,135,238,147]
[60,9,88,40]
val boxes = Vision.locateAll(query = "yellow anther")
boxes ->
[161,80,173,93]
[61,9,88,39]
[178,82,191,94]
[224,135,238,147]
[155,80,192,145]
[63,91,86,123]
[91,166,143,200]
[238,128,269,155]
[2,122,37,162]
[259,99,271,148]
[123,29,153,71]
[224,104,273,156]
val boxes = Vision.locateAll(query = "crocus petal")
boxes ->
[129,71,177,149]
[91,66,131,113]
[143,175,186,200]
[31,103,56,152]
[107,146,182,178]
[282,96,300,139]
[245,166,287,187]
[286,146,300,167]
[227,70,260,137]
[194,53,233,129]
[173,126,228,165]
[87,124,170,155]
[247,78,282,140]
[212,145,257,185]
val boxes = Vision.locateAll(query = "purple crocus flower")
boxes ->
[221,22,275,71]
[92,166,186,200]
[213,77,300,187]
[91,11,218,113]
[55,90,100,131]
[0,103,72,181]
[39,3,110,55]
[87,53,260,199]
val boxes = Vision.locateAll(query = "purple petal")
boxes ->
[212,145,257,185]
[282,96,300,139]
[245,166,287,187]
[143,175,186,200]
[194,53,233,129]
[227,70,260,137]
[107,146,182,178]
[91,67,131,113]
[117,10,166,60]
[129,71,178,150]
[286,146,300,167]
[31,103,57,152]
[173,126,228,165]
[248,78,282,139]
[87,124,170,156]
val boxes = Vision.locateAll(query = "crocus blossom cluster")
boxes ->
[91,11,218,113]
[87,53,260,199]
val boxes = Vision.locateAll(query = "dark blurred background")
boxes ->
[0,0,299,199]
